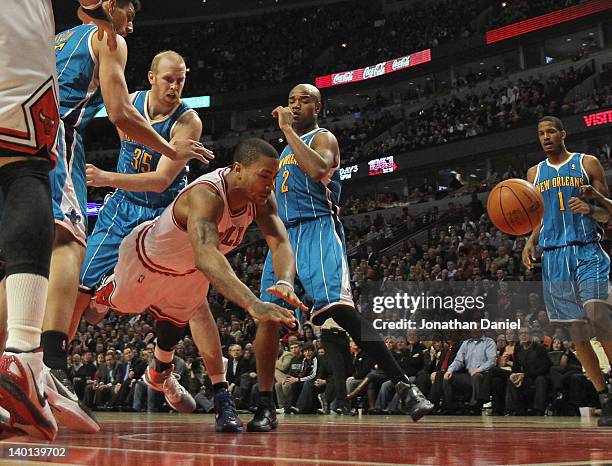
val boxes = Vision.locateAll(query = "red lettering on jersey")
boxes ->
[219,226,245,248]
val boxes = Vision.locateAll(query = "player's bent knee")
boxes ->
[154,319,186,351]
[0,160,53,277]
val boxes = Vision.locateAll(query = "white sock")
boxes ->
[5,274,48,352]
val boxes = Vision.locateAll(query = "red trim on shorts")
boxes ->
[148,305,188,327]
[135,224,196,277]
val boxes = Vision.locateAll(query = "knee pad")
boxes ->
[154,319,186,351]
[0,160,53,277]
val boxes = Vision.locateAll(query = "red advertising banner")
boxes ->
[583,109,612,128]
[486,0,611,45]
[315,49,431,89]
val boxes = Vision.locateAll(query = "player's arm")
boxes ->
[78,0,116,51]
[523,165,541,269]
[272,106,338,181]
[568,155,611,222]
[95,36,209,163]
[185,186,295,325]
[254,194,307,311]
[86,112,205,193]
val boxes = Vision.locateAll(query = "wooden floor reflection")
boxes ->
[0,413,610,465]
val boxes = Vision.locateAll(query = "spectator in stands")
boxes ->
[506,327,553,416]
[227,344,249,397]
[276,341,303,412]
[110,347,147,411]
[443,328,496,414]
[285,343,318,414]
[89,352,118,410]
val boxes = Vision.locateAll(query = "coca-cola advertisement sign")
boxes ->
[363,62,386,79]
[332,71,354,85]
[315,49,431,88]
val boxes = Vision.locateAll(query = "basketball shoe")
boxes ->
[144,365,196,413]
[0,350,58,440]
[86,273,115,324]
[246,400,278,432]
[214,387,243,432]
[0,406,25,440]
[42,365,100,433]
[396,380,434,422]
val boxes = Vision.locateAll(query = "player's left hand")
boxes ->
[78,2,117,51]
[86,163,110,187]
[568,196,592,215]
[271,106,293,131]
[266,283,309,312]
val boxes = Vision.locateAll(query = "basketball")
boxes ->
[487,178,544,236]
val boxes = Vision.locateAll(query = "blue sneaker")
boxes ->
[214,389,243,432]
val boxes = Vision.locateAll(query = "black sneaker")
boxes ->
[214,389,243,432]
[247,403,278,432]
[396,380,434,422]
[598,392,611,427]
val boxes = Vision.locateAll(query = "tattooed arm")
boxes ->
[184,185,295,324]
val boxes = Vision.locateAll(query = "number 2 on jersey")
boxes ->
[558,191,565,211]
[131,148,153,173]
[281,169,290,193]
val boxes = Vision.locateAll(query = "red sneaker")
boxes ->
[144,365,195,413]
[0,351,58,441]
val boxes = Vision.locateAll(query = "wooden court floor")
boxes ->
[0,413,610,466]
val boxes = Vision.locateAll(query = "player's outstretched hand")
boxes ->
[247,301,296,325]
[521,241,536,270]
[172,139,214,164]
[78,2,117,51]
[86,163,110,187]
[265,284,309,312]
[568,196,591,215]
[271,106,293,131]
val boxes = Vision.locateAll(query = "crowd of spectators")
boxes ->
[116,0,582,95]
[68,170,610,417]
[491,0,585,28]
[342,65,597,164]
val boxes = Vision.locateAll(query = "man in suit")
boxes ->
[110,346,146,410]
[227,344,249,397]
[88,352,118,409]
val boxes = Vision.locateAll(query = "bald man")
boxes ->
[246,84,433,432]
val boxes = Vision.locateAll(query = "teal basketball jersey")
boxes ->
[534,153,600,248]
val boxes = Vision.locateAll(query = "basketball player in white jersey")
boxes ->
[93,138,304,431]
[0,0,114,441]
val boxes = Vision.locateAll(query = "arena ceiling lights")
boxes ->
[315,49,432,89]
[486,0,611,45]
[94,96,211,118]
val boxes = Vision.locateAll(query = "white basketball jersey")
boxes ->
[0,0,59,155]
[138,167,257,275]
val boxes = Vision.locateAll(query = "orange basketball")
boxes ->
[486,178,544,236]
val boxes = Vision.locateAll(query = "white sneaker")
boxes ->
[144,365,195,413]
[0,351,58,440]
[43,365,100,433]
